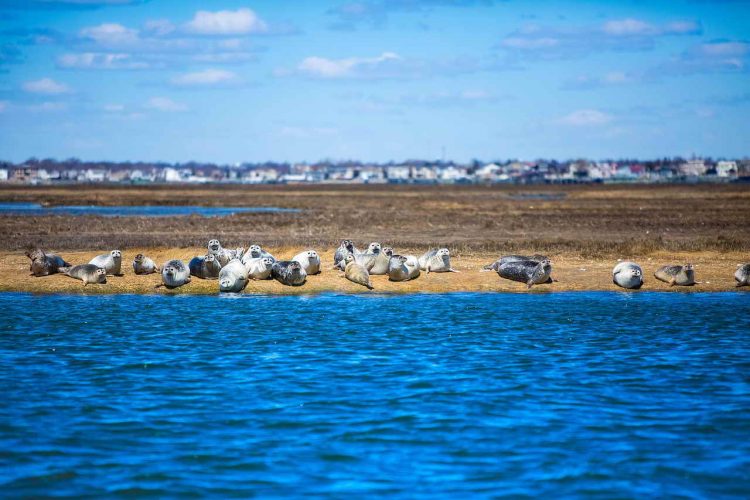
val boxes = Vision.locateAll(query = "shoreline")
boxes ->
[4,248,747,295]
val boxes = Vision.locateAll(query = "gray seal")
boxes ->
[89,250,122,276]
[612,261,643,289]
[243,244,276,263]
[388,254,421,282]
[292,250,321,275]
[369,246,394,275]
[208,239,242,267]
[418,248,458,273]
[333,240,358,270]
[344,254,374,290]
[244,256,275,280]
[482,254,548,272]
[157,259,191,289]
[133,254,158,275]
[654,264,695,286]
[219,259,249,293]
[735,263,750,287]
[497,259,553,289]
[271,260,307,286]
[353,243,381,272]
[66,264,107,286]
[26,248,71,277]
[189,254,221,279]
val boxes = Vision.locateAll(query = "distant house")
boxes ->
[716,161,737,177]
[84,169,107,182]
[476,163,502,181]
[680,159,707,176]
[0,168,7,181]
[386,165,410,181]
[11,167,38,183]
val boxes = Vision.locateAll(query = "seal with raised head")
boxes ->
[333,240,358,270]
[612,261,643,289]
[388,254,421,282]
[219,259,249,293]
[207,239,241,267]
[189,254,221,279]
[293,250,321,275]
[419,248,458,273]
[244,256,275,280]
[654,264,695,286]
[497,258,553,289]
[271,260,307,286]
[344,254,373,290]
[26,248,71,277]
[133,254,158,275]
[243,244,276,263]
[369,246,394,275]
[353,243,381,272]
[89,250,122,276]
[157,259,191,289]
[481,254,548,272]
[735,263,750,287]
[66,264,107,286]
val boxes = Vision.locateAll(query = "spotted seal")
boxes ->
[292,250,321,275]
[271,260,307,286]
[244,256,275,280]
[243,244,276,263]
[89,250,122,276]
[344,254,374,290]
[219,259,249,293]
[418,248,458,273]
[26,248,71,277]
[497,258,553,289]
[481,254,548,272]
[207,239,242,267]
[64,264,106,286]
[369,246,394,275]
[388,254,421,282]
[157,259,191,289]
[654,264,695,286]
[333,240,359,270]
[189,254,221,279]
[132,254,158,275]
[612,261,643,289]
[735,263,750,287]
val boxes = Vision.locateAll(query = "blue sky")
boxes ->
[0,0,748,163]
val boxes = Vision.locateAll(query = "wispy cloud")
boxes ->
[57,52,151,69]
[170,68,240,87]
[562,71,646,90]
[145,96,187,112]
[183,8,268,35]
[22,77,70,94]
[656,39,750,75]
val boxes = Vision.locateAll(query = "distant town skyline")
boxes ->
[0,0,748,163]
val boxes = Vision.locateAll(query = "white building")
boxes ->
[162,167,182,182]
[386,165,410,181]
[84,168,107,182]
[716,161,737,177]
[0,168,9,181]
[680,159,707,176]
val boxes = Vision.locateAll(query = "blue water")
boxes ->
[0,202,299,217]
[1,292,749,497]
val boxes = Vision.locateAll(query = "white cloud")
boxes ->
[184,8,268,35]
[560,109,612,126]
[22,78,70,94]
[80,23,138,45]
[297,52,401,78]
[57,52,149,70]
[170,68,239,86]
[602,18,655,36]
[145,97,188,112]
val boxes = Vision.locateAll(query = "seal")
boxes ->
[244,256,275,280]
[243,244,276,263]
[654,264,695,286]
[333,240,358,270]
[369,246,394,275]
[26,248,71,277]
[497,258,553,289]
[388,254,421,282]
[132,254,158,275]
[207,239,242,267]
[89,250,122,276]
[735,263,750,287]
[65,264,107,286]
[344,254,373,290]
[481,254,548,272]
[219,259,249,293]
[157,259,191,289]
[353,243,381,272]
[271,260,307,286]
[292,250,321,275]
[418,248,458,273]
[612,261,643,289]
[189,254,221,280]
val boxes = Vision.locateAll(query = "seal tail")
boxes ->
[366,283,374,290]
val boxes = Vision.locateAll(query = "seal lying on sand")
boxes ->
[293,250,321,275]
[157,260,191,289]
[243,244,276,263]
[482,254,548,272]
[66,264,107,286]
[89,250,122,276]
[369,246,394,275]
[735,263,750,287]
[654,264,695,286]
[388,254,421,282]
[353,243,381,272]
[334,240,358,270]
[26,248,71,277]
[189,254,221,279]
[497,259,553,289]
[133,254,158,275]
[208,239,242,267]
[244,256,275,280]
[219,259,249,293]
[271,260,307,286]
[612,261,643,289]
[419,248,458,273]
[344,254,373,290]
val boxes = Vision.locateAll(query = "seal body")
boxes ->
[369,247,394,275]
[353,244,381,272]
[26,248,70,277]
[735,263,750,287]
[654,264,695,286]
[498,259,552,289]
[89,250,122,276]
[482,254,548,272]
[160,259,191,289]
[132,254,158,275]
[66,264,107,285]
[388,255,420,282]
[334,240,359,270]
[207,239,241,267]
[244,257,275,280]
[293,250,321,275]
[344,254,373,290]
[271,260,307,286]
[419,248,458,273]
[189,254,221,279]
[219,259,249,293]
[612,261,643,289]
[243,244,276,263]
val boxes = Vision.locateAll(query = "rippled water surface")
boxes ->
[0,202,298,217]
[1,292,749,497]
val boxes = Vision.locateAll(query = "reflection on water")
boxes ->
[0,202,300,217]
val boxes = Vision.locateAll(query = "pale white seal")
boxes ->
[158,259,191,289]
[418,248,458,273]
[344,254,373,290]
[133,254,158,275]
[292,250,321,275]
[219,259,249,293]
[89,250,122,276]
[612,261,643,289]
[66,264,107,286]
[244,256,275,280]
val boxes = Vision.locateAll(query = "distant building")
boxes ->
[84,169,107,182]
[716,161,737,177]
[0,168,7,181]
[386,165,410,181]
[680,159,707,176]
[11,167,38,183]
